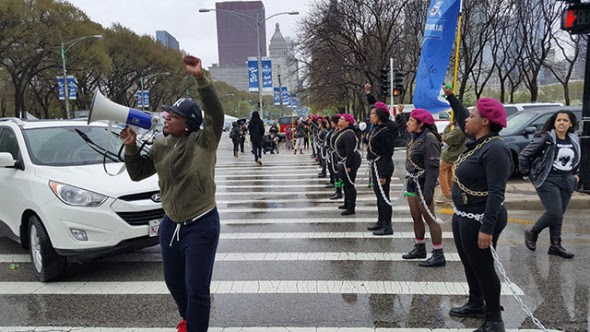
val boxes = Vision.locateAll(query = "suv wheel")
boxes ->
[28,215,66,282]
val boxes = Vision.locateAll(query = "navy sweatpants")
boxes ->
[159,208,220,332]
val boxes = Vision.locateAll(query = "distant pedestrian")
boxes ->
[285,127,293,150]
[520,110,580,259]
[248,111,265,165]
[239,123,247,153]
[229,121,241,158]
[294,119,305,154]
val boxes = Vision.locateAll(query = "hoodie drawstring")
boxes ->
[169,223,181,247]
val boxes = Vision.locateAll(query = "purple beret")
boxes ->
[340,113,355,126]
[373,102,390,115]
[476,98,506,128]
[410,108,435,126]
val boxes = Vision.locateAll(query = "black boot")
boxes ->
[548,237,575,258]
[373,226,393,236]
[419,249,446,267]
[318,172,327,178]
[338,204,347,210]
[330,192,342,200]
[524,229,538,251]
[402,243,427,259]
[367,223,381,231]
[341,209,355,216]
[474,310,505,332]
[449,296,485,318]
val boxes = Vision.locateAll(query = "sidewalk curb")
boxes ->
[503,194,590,210]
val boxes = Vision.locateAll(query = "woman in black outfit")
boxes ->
[335,113,361,215]
[519,111,580,259]
[396,106,445,267]
[444,86,511,332]
[317,118,329,178]
[328,115,343,199]
[364,91,399,235]
[248,111,265,165]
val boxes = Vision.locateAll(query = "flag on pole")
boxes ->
[413,0,461,114]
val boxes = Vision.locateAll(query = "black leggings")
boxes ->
[232,140,240,157]
[532,174,576,238]
[371,160,393,227]
[337,153,361,210]
[452,206,507,312]
[251,141,262,161]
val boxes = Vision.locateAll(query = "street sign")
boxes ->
[137,90,149,108]
[56,76,77,100]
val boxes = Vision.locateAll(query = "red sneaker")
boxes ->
[176,319,187,332]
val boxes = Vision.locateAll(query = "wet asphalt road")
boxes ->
[0,136,588,331]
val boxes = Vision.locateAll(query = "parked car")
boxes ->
[503,102,564,118]
[0,118,162,281]
[394,106,451,147]
[500,106,582,176]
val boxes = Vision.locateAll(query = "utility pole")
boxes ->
[278,71,284,117]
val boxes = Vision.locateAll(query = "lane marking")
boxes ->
[0,280,522,295]
[0,252,463,264]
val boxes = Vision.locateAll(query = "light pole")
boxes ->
[139,72,170,111]
[198,8,298,116]
[61,34,103,119]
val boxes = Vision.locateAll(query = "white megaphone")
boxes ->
[88,88,157,130]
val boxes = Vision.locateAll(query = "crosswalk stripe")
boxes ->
[0,252,463,264]
[221,217,415,224]
[216,191,400,196]
[218,231,453,239]
[216,184,395,189]
[217,196,396,204]
[0,328,551,332]
[214,177,400,183]
[220,206,411,213]
[0,280,523,295]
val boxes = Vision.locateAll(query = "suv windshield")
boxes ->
[501,112,537,136]
[23,126,124,166]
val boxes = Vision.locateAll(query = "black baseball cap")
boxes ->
[162,98,203,129]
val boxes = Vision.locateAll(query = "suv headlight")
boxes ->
[49,181,108,207]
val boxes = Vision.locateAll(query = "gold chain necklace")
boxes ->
[368,126,388,156]
[452,136,501,197]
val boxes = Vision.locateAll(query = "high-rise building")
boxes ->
[155,30,180,50]
[216,1,266,66]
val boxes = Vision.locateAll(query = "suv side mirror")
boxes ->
[0,152,16,168]
[524,126,536,135]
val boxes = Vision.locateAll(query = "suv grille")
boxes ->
[116,209,165,226]
[118,191,160,202]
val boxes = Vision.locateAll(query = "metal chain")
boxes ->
[456,211,548,331]
[371,158,406,207]
[338,161,356,186]
[452,136,502,197]
[406,138,424,172]
[407,172,445,224]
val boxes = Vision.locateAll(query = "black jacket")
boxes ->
[248,118,265,143]
[447,94,511,235]
[518,130,580,188]
[367,120,398,176]
[335,126,359,168]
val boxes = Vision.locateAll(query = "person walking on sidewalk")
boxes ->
[444,85,510,332]
[229,121,241,158]
[336,113,362,215]
[396,106,445,267]
[519,111,580,259]
[436,119,467,204]
[248,111,265,165]
[239,122,247,153]
[121,55,223,332]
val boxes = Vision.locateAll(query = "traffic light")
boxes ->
[560,1,590,35]
[380,66,390,100]
[393,69,404,93]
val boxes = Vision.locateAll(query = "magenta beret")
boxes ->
[476,98,506,128]
[340,113,355,126]
[410,108,435,126]
[373,102,390,115]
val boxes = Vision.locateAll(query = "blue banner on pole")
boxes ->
[56,76,77,100]
[281,87,290,106]
[248,58,258,92]
[262,59,272,91]
[137,90,150,108]
[291,97,299,111]
[412,0,460,114]
[273,87,280,105]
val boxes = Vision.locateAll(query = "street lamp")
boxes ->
[61,34,103,119]
[198,8,298,116]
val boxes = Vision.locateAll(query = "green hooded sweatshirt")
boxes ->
[124,76,224,222]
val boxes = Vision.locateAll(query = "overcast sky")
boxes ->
[66,0,313,67]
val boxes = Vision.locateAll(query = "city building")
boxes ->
[269,23,299,97]
[155,30,179,50]
[208,63,249,92]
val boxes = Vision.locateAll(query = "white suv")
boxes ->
[0,118,162,281]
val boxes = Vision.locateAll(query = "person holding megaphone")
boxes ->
[120,55,224,332]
